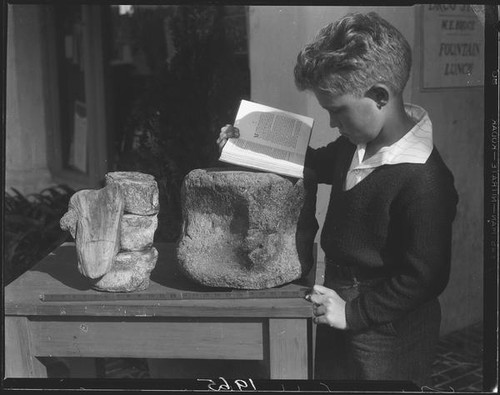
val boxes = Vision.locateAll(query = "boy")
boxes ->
[218,12,458,386]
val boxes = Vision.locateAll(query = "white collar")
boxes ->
[353,104,433,169]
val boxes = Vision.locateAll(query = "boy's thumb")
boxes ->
[313,284,335,295]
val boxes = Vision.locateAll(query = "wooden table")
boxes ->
[5,242,323,379]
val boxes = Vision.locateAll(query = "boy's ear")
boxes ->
[365,85,389,109]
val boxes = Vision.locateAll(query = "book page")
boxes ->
[252,112,303,149]
[220,100,314,178]
[231,138,303,165]
[233,100,313,154]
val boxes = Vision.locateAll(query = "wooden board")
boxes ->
[30,318,264,360]
[5,243,320,318]
[269,318,309,379]
[5,316,47,377]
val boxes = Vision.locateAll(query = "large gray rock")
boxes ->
[177,168,318,289]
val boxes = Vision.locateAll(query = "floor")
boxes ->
[430,321,484,392]
[92,321,484,391]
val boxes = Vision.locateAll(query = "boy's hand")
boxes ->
[216,124,240,153]
[305,284,347,330]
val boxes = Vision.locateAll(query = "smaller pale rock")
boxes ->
[105,171,160,215]
[120,213,158,251]
[60,184,124,279]
[92,247,158,292]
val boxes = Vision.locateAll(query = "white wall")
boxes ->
[6,5,53,195]
[410,12,484,333]
[249,5,484,334]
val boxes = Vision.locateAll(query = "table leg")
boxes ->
[5,316,47,378]
[268,318,309,379]
[311,319,317,379]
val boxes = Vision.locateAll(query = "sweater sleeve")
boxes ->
[345,170,458,331]
[304,137,349,184]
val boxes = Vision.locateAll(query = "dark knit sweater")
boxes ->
[305,136,459,331]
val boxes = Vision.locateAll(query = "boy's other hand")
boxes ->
[217,124,240,153]
[306,284,347,330]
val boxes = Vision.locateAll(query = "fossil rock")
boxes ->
[105,171,160,215]
[177,168,318,289]
[60,171,161,292]
[60,184,124,279]
[92,247,158,292]
[120,213,158,251]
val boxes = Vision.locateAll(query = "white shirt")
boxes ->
[344,104,434,191]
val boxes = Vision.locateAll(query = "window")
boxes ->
[105,5,250,241]
[41,4,250,242]
[43,5,110,189]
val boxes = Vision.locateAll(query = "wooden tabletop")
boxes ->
[5,242,323,319]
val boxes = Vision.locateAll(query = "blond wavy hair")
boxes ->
[294,12,412,97]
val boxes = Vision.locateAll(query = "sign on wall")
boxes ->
[421,4,484,89]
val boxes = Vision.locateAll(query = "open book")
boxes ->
[219,100,314,178]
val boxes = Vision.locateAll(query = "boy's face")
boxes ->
[313,89,385,146]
